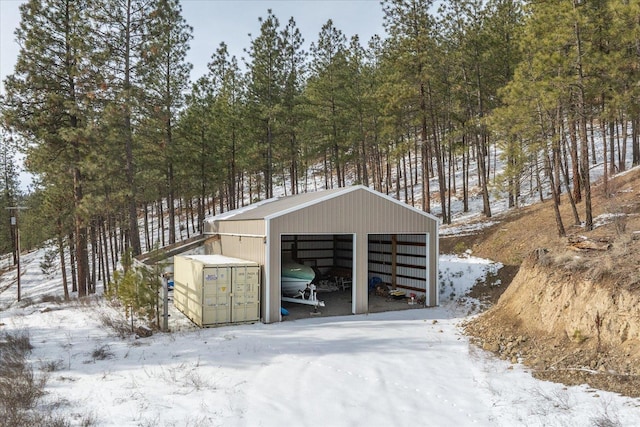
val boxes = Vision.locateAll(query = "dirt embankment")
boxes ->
[465,249,640,397]
[454,167,640,397]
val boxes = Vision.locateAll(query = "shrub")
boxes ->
[97,308,131,339]
[453,241,467,254]
[39,248,58,277]
[91,344,115,361]
[106,249,163,329]
[40,359,64,372]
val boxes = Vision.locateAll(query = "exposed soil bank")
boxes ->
[465,250,640,397]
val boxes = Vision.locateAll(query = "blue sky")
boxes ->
[1,0,386,93]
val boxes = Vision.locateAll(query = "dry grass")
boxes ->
[98,311,131,339]
[0,330,62,427]
[450,168,640,295]
[39,295,66,304]
[0,330,98,426]
[96,300,132,339]
[91,344,115,361]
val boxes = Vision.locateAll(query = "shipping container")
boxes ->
[173,255,260,327]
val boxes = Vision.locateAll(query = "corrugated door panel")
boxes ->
[315,259,333,268]
[400,244,426,257]
[232,266,260,322]
[397,254,424,265]
[398,234,424,244]
[202,267,231,325]
[395,277,427,290]
[297,240,333,249]
[397,265,427,279]
[299,249,332,258]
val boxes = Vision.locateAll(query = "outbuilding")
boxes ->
[203,185,439,323]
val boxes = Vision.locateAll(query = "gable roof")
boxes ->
[206,185,439,223]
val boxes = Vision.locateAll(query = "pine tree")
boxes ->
[280,17,306,195]
[360,35,385,190]
[306,19,350,189]
[208,44,248,210]
[514,0,598,230]
[3,0,102,296]
[0,128,20,264]
[342,35,379,189]
[139,0,193,244]
[607,0,640,169]
[94,0,154,256]
[382,0,439,214]
[178,77,216,230]
[245,10,285,199]
[0,129,21,256]
[482,0,524,208]
[438,0,523,213]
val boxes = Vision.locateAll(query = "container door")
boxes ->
[232,266,261,322]
[202,266,232,324]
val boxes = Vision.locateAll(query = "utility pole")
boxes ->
[6,206,28,301]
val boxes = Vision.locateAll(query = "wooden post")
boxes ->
[16,218,20,301]
[391,234,397,289]
[6,206,28,302]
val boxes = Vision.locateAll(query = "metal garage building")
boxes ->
[203,185,439,323]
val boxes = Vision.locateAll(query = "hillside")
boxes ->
[442,167,640,397]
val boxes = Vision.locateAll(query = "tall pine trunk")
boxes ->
[573,1,593,230]
[124,0,142,256]
[419,83,431,213]
[57,222,69,301]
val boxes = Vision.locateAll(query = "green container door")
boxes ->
[202,267,232,325]
[232,266,261,322]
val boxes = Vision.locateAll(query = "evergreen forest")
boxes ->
[1,0,640,297]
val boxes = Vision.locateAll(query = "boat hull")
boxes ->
[281,262,315,296]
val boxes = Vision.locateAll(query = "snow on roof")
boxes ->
[205,185,439,223]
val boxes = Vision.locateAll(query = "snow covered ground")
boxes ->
[1,248,640,426]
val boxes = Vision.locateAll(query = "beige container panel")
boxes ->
[233,266,260,285]
[203,306,231,325]
[185,298,204,327]
[173,286,185,309]
[232,266,260,322]
[176,280,202,304]
[173,259,204,326]
[173,289,204,327]
[232,302,260,322]
[202,267,231,325]
[232,266,260,304]
[174,255,203,304]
